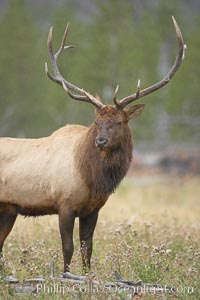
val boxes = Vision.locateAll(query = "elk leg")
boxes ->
[79,210,98,273]
[0,205,17,255]
[58,210,75,273]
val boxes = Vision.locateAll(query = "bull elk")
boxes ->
[0,17,185,274]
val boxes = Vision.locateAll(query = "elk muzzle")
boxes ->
[95,137,108,148]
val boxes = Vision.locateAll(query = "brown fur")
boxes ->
[0,104,144,272]
[76,123,133,198]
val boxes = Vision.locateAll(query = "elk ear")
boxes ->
[125,104,145,121]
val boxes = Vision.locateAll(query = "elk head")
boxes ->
[93,105,144,150]
[45,17,186,150]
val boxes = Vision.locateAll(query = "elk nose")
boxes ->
[95,137,108,147]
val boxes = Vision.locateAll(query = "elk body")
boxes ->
[0,17,185,274]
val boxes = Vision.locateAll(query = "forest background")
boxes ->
[0,0,199,151]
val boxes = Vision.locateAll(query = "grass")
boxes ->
[0,175,199,299]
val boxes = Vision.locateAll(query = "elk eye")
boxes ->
[95,121,98,127]
[117,121,122,125]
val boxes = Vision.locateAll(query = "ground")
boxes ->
[0,173,199,299]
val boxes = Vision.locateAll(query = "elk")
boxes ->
[0,17,185,274]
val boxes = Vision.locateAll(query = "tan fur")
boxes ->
[0,105,144,272]
[0,124,96,216]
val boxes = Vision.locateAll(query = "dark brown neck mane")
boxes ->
[76,124,133,198]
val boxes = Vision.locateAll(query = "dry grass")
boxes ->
[0,175,200,299]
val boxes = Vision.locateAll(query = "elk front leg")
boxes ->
[79,210,98,273]
[58,210,75,273]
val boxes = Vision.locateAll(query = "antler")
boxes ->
[114,16,186,109]
[45,23,104,109]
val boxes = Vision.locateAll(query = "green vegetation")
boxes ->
[0,176,199,299]
[0,3,199,299]
[0,0,199,145]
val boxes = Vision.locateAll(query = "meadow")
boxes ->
[0,173,199,299]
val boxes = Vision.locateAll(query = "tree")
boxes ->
[0,0,46,137]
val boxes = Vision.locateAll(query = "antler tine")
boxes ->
[62,81,104,109]
[45,24,105,109]
[113,85,120,107]
[136,79,141,98]
[47,27,60,78]
[56,23,75,59]
[58,23,70,54]
[116,17,186,109]
[45,27,62,84]
[45,62,62,85]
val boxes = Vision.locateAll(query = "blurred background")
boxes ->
[0,0,199,174]
[1,3,199,292]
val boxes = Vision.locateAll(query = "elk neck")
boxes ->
[75,124,133,198]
